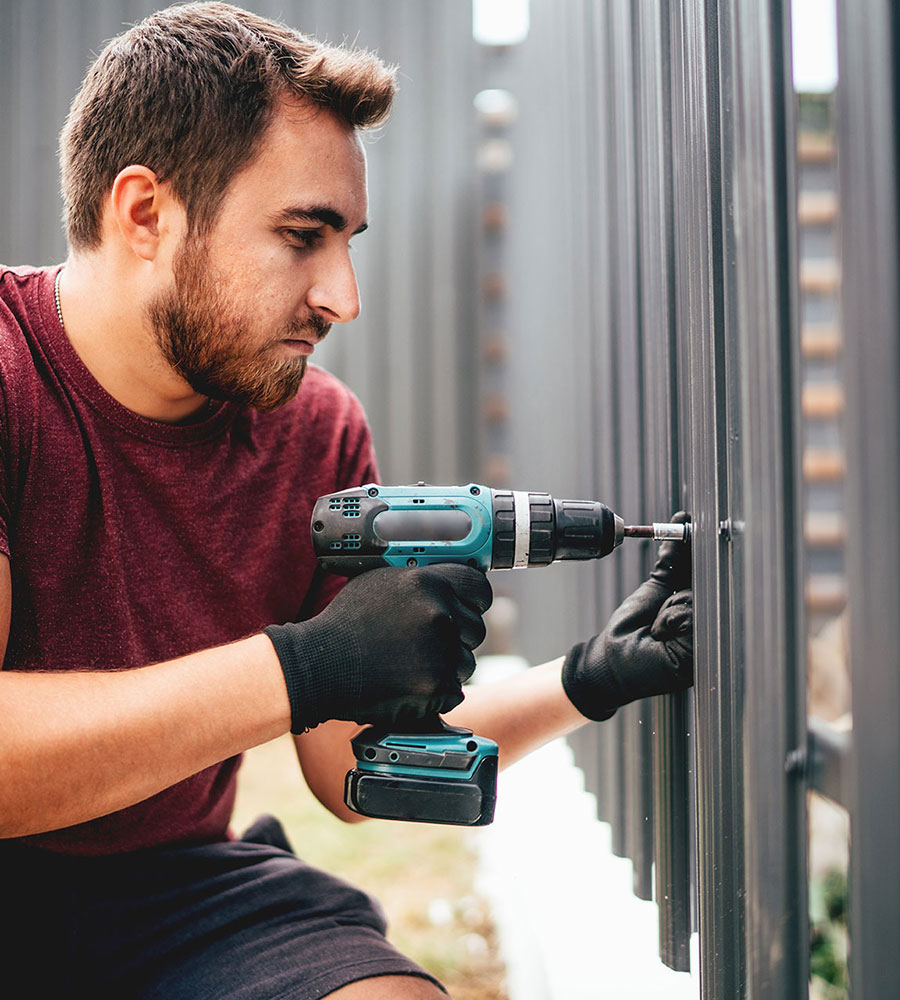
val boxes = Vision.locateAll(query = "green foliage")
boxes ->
[810,867,848,1000]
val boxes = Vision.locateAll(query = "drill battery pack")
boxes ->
[344,723,499,826]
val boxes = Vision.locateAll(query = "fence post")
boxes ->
[837,2,900,996]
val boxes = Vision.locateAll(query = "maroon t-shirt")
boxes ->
[0,265,378,855]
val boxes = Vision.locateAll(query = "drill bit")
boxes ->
[623,522,691,542]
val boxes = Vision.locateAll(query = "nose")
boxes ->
[306,244,361,324]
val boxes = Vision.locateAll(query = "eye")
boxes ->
[285,229,324,250]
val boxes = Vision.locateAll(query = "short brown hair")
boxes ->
[60,1,396,250]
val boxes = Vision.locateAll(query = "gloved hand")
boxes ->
[264,564,493,733]
[562,512,693,721]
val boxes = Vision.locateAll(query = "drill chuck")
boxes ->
[488,491,623,568]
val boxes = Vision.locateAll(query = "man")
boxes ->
[0,3,693,997]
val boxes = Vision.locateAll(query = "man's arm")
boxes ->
[0,558,489,839]
[444,657,581,766]
[294,658,583,824]
[0,551,292,838]
[294,720,367,822]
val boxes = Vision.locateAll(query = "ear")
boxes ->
[109,165,178,261]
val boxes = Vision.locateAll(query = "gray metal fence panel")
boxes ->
[608,0,654,902]
[669,2,746,992]
[634,0,693,970]
[725,2,808,995]
[837,2,900,995]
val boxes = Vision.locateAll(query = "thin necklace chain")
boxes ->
[54,268,65,328]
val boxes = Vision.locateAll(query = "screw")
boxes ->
[313,521,324,532]
[407,558,418,567]
[784,747,807,776]
[470,485,481,495]
[368,487,378,497]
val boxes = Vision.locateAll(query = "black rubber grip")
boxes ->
[553,499,618,560]
[490,491,516,569]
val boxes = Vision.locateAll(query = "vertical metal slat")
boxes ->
[671,1,746,994]
[838,2,900,996]
[727,1,809,996]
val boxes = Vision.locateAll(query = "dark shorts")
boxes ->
[0,814,444,1000]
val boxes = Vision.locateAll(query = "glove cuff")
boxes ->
[264,621,360,734]
[561,641,619,722]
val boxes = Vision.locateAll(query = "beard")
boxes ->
[148,237,329,411]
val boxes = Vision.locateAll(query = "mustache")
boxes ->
[283,314,331,342]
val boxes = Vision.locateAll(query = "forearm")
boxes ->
[293,719,366,823]
[0,634,291,838]
[295,658,588,822]
[444,656,586,770]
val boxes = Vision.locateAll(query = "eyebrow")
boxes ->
[276,205,369,237]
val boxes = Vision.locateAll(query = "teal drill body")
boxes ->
[311,482,624,576]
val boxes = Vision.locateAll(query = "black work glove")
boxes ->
[264,564,493,733]
[562,511,693,721]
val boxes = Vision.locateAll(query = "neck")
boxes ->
[57,253,209,423]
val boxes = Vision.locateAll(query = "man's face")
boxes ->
[149,99,368,411]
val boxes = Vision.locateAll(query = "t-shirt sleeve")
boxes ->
[0,391,10,558]
[0,296,17,559]
[301,386,380,620]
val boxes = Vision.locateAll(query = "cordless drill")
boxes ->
[311,483,689,827]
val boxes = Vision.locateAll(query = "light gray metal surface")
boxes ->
[837,2,900,996]
[668,2,748,991]
[634,0,693,971]
[724,2,808,995]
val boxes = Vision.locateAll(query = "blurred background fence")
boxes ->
[2,0,898,997]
